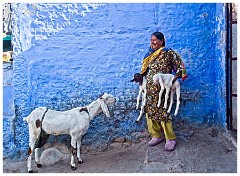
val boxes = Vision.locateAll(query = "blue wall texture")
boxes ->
[3,3,227,160]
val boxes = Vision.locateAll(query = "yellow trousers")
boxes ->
[146,113,176,140]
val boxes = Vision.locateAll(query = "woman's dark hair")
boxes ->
[152,32,165,46]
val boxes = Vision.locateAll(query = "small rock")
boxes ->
[209,128,218,137]
[122,141,132,148]
[108,142,123,149]
[114,137,126,143]
[40,147,69,166]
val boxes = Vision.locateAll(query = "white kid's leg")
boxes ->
[167,89,175,113]
[136,105,144,122]
[136,88,142,109]
[164,88,170,109]
[174,87,181,116]
[136,90,146,122]
[157,87,164,107]
[142,91,146,106]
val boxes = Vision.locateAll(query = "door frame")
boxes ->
[226,3,237,130]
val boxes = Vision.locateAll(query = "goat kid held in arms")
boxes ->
[131,72,181,123]
[24,93,116,173]
[130,72,147,123]
[137,32,187,151]
[152,73,181,116]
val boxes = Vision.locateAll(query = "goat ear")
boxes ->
[130,79,134,82]
[98,99,110,117]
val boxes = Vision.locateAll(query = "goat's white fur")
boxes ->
[135,76,147,122]
[153,73,180,116]
[24,93,116,173]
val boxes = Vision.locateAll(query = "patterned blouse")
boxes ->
[144,47,187,122]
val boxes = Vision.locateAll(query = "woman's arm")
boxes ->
[171,51,188,82]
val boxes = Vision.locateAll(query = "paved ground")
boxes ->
[144,127,237,173]
[2,125,237,173]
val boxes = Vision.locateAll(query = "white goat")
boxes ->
[153,73,180,116]
[24,93,116,173]
[131,73,147,123]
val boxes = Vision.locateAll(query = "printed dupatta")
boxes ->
[140,47,164,74]
[140,47,188,81]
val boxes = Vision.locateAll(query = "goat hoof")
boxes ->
[37,164,42,168]
[135,120,139,123]
[78,160,83,164]
[28,170,33,173]
[71,166,77,170]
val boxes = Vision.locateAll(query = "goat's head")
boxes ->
[98,93,116,117]
[130,73,144,85]
[99,93,116,105]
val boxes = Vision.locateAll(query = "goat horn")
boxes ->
[99,93,104,98]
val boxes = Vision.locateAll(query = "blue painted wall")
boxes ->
[3,3,227,160]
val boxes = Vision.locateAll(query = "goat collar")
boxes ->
[97,98,110,117]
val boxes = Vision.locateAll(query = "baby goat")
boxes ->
[24,93,116,173]
[153,73,180,116]
[131,73,147,123]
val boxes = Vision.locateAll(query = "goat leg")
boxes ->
[157,87,164,107]
[136,103,144,123]
[167,89,175,113]
[164,88,170,109]
[135,111,143,123]
[77,140,83,164]
[35,148,42,168]
[70,140,77,170]
[174,86,181,116]
[136,91,146,123]
[27,145,34,173]
[136,88,142,109]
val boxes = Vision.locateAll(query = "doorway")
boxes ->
[226,3,237,131]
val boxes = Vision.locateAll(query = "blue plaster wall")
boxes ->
[3,3,227,160]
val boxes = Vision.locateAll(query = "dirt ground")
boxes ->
[2,126,238,174]
[3,141,148,173]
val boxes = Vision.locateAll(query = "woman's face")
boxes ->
[150,35,163,50]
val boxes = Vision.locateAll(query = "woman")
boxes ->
[141,32,187,151]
